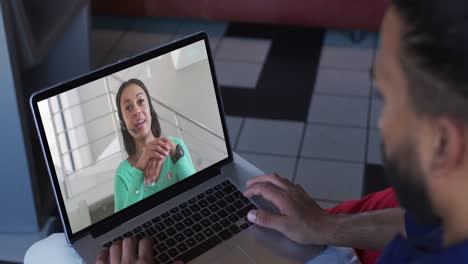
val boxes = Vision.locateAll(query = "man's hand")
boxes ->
[96,237,184,264]
[96,237,153,264]
[243,174,337,245]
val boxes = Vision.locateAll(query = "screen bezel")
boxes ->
[30,32,234,243]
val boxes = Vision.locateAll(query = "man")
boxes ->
[99,0,468,262]
[245,0,468,262]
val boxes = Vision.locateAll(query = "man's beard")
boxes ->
[381,142,441,225]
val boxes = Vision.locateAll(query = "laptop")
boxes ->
[30,32,322,263]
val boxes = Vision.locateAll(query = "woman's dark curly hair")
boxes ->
[116,78,161,157]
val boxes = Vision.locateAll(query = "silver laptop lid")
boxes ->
[30,32,234,242]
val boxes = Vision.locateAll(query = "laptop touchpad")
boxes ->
[196,245,255,264]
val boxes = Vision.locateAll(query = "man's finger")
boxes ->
[109,240,122,264]
[95,248,109,264]
[247,209,287,233]
[243,182,290,212]
[138,237,154,263]
[246,174,292,191]
[122,237,138,263]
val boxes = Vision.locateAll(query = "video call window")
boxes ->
[37,40,228,233]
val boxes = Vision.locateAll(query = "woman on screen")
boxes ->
[114,78,196,212]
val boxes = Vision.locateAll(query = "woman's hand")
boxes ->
[144,158,163,185]
[135,138,172,171]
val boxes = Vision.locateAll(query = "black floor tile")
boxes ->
[363,164,390,196]
[221,23,325,122]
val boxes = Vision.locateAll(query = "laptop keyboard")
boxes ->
[103,180,257,264]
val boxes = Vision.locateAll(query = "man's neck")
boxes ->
[442,204,468,247]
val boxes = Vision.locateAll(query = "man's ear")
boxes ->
[431,117,465,175]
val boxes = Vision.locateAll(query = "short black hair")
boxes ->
[393,0,468,122]
[116,78,161,157]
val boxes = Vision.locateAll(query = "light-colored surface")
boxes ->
[237,118,304,156]
[367,129,383,165]
[225,116,244,147]
[238,152,297,180]
[314,68,371,97]
[216,37,272,63]
[215,60,263,88]
[306,246,361,264]
[319,47,374,71]
[301,124,367,162]
[295,159,364,201]
[370,97,383,129]
[324,30,377,49]
[307,95,369,127]
[24,233,82,264]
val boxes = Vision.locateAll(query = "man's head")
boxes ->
[375,0,468,225]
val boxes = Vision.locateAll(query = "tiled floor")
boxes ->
[91,16,386,207]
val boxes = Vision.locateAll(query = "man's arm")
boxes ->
[243,174,405,251]
[329,208,405,251]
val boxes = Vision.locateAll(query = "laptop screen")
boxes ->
[36,39,229,234]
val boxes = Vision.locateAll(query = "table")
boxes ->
[24,154,360,263]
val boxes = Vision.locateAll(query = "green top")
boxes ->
[114,137,196,212]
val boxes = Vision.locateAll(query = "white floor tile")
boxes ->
[216,37,272,63]
[314,68,371,97]
[238,152,296,180]
[367,129,383,165]
[308,95,369,127]
[208,37,221,56]
[215,60,263,88]
[301,124,367,162]
[319,47,374,71]
[225,116,243,148]
[324,30,377,49]
[237,118,304,156]
[370,98,382,128]
[295,158,364,201]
